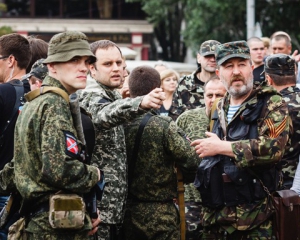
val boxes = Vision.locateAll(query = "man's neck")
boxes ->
[4,69,26,83]
[198,71,216,83]
[230,91,252,106]
[253,62,264,69]
[274,84,295,92]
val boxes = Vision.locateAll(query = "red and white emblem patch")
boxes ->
[66,135,78,154]
[63,131,79,157]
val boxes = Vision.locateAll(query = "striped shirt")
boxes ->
[227,105,240,122]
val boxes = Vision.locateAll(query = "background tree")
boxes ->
[126,0,187,62]
[128,0,300,61]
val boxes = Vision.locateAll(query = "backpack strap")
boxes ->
[128,113,153,189]
[25,86,69,103]
[0,80,24,138]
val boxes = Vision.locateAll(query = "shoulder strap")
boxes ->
[25,86,69,103]
[128,113,153,189]
[0,80,24,137]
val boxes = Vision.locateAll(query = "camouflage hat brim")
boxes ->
[201,51,215,57]
[43,48,96,64]
[217,53,250,66]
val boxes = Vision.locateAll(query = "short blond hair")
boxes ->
[160,69,180,82]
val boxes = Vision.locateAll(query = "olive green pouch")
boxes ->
[49,193,85,229]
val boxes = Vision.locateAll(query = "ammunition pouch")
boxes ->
[194,156,223,208]
[49,193,85,229]
[195,156,280,208]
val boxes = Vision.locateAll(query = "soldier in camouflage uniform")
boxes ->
[78,40,165,240]
[122,65,198,240]
[13,31,102,239]
[264,53,300,189]
[169,40,221,120]
[25,58,48,91]
[191,41,290,239]
[176,77,226,239]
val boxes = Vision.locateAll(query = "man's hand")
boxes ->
[88,210,101,236]
[292,50,300,63]
[120,86,130,99]
[191,132,234,158]
[140,88,166,109]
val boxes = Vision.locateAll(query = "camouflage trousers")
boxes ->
[185,201,202,240]
[201,219,275,240]
[122,201,180,240]
[19,212,92,239]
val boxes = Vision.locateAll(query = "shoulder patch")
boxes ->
[63,131,79,158]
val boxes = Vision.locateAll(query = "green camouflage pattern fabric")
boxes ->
[169,69,205,121]
[203,83,290,237]
[176,107,208,202]
[176,107,208,239]
[215,40,250,66]
[123,112,198,239]
[280,86,300,187]
[79,76,147,239]
[200,40,221,56]
[29,58,48,80]
[201,218,272,240]
[13,76,99,237]
[22,212,93,239]
[123,202,180,240]
[265,53,295,76]
[43,31,96,64]
[0,159,16,195]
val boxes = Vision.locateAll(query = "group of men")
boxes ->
[0,28,299,240]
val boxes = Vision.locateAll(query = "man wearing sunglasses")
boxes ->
[0,34,31,222]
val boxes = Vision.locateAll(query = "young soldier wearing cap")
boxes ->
[12,31,102,239]
[191,41,290,239]
[264,53,300,189]
[169,40,221,121]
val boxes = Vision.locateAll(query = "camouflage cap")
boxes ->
[199,40,221,56]
[215,40,250,66]
[43,31,96,64]
[28,58,48,81]
[264,53,295,76]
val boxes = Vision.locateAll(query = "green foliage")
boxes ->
[127,0,300,60]
[0,26,13,36]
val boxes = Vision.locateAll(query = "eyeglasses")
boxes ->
[0,56,8,60]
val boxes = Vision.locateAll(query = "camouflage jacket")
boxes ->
[124,112,198,202]
[280,86,300,185]
[14,76,99,205]
[203,83,290,233]
[176,107,208,202]
[79,76,146,224]
[169,68,205,121]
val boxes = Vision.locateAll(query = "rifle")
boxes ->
[69,93,105,221]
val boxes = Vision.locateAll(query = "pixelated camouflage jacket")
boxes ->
[124,112,198,202]
[280,86,300,184]
[202,83,290,233]
[79,77,146,224]
[14,76,99,205]
[176,107,208,202]
[169,68,205,121]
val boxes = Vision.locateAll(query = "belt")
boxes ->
[28,202,49,218]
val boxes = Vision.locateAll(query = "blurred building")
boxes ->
[0,0,153,60]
